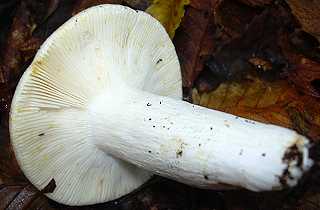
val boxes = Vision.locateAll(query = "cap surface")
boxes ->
[10,4,182,205]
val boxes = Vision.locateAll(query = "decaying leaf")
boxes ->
[287,30,320,63]
[71,0,122,15]
[146,0,190,39]
[214,0,259,39]
[0,180,56,210]
[0,184,26,210]
[173,0,218,88]
[43,0,60,22]
[289,58,320,98]
[236,0,273,7]
[195,4,292,95]
[1,1,39,82]
[286,0,320,39]
[123,0,150,10]
[193,77,320,140]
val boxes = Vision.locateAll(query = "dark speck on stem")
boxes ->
[153,125,156,128]
[199,144,201,147]
[244,119,255,124]
[210,127,213,130]
[147,103,152,106]
[262,153,266,157]
[38,133,45,136]
[149,118,152,121]
[176,150,183,158]
[156,58,163,64]
[204,175,209,180]
[239,149,243,156]
[159,101,162,104]
[148,150,152,153]
[163,126,165,128]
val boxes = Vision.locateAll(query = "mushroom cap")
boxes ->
[10,4,182,206]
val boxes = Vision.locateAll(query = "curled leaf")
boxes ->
[146,0,190,39]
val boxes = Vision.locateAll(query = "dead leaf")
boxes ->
[286,0,320,39]
[0,184,25,210]
[0,119,23,183]
[289,58,320,98]
[173,0,218,88]
[72,0,122,15]
[123,0,150,10]
[5,184,40,210]
[236,0,273,7]
[287,30,320,63]
[1,1,36,81]
[192,76,320,140]
[44,0,60,22]
[146,0,190,39]
[215,0,260,39]
[195,5,292,95]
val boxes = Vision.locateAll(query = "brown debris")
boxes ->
[237,0,273,7]
[215,0,260,39]
[72,0,123,15]
[40,179,56,194]
[286,0,320,39]
[289,58,320,98]
[173,0,218,88]
[1,1,36,81]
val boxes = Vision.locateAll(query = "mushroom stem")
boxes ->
[89,87,313,191]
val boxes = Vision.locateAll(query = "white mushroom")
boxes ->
[9,4,313,206]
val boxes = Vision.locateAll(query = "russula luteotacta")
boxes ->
[9,4,313,206]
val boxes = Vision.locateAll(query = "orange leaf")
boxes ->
[192,77,320,141]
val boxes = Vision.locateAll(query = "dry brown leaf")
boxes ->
[1,1,38,81]
[173,0,219,88]
[289,58,320,98]
[237,0,273,7]
[72,0,123,15]
[286,0,320,39]
[192,77,320,140]
[72,0,150,16]
[123,0,150,10]
[215,0,259,39]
